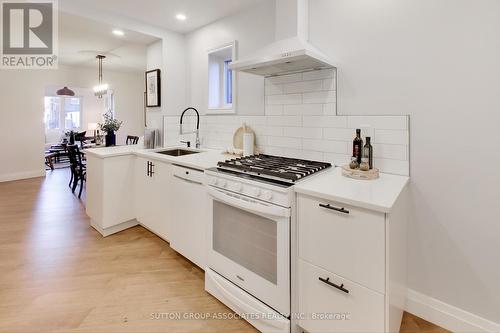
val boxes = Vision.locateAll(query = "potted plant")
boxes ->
[98,110,122,147]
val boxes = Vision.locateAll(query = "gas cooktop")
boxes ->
[216,154,332,185]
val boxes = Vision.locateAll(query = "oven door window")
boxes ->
[213,200,277,284]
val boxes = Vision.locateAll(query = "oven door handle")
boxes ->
[207,187,290,218]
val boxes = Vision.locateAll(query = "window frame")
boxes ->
[206,40,238,115]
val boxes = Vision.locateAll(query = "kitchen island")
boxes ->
[85,145,227,236]
[85,145,230,270]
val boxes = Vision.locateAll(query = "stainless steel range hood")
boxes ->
[229,0,335,77]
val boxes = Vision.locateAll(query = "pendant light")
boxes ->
[93,55,108,98]
[56,86,75,96]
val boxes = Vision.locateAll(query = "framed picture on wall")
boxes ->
[145,69,161,107]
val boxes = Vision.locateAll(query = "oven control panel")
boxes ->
[205,174,291,208]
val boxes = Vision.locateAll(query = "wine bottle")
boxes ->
[363,137,373,169]
[353,129,363,164]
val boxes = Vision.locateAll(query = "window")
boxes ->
[44,96,83,131]
[105,90,115,117]
[63,97,81,129]
[207,41,237,114]
[44,97,61,130]
[224,60,232,105]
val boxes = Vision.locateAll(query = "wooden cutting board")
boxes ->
[233,124,258,151]
[341,165,380,180]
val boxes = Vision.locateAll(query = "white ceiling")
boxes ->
[59,13,159,72]
[61,0,266,34]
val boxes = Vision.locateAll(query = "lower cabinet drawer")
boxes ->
[298,194,385,293]
[298,260,385,333]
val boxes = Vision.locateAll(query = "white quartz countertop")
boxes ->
[293,167,409,213]
[84,145,145,158]
[85,145,229,171]
[86,146,409,211]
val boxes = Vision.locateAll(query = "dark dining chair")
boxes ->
[126,135,139,145]
[75,131,91,149]
[67,145,86,198]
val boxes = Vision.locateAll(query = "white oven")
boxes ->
[205,181,291,333]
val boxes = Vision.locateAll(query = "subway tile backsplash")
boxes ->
[164,69,410,176]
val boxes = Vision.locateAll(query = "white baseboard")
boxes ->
[90,219,139,237]
[0,170,46,183]
[406,289,500,332]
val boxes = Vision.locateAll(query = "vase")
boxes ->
[105,131,116,147]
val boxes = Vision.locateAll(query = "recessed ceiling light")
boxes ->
[112,29,125,36]
[176,13,187,21]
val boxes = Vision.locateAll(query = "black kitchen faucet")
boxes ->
[179,107,200,148]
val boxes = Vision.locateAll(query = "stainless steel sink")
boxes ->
[155,149,201,157]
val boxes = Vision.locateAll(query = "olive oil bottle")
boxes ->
[363,137,373,169]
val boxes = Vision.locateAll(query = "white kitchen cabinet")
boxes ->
[168,164,208,269]
[298,195,385,294]
[86,154,138,236]
[294,189,409,333]
[135,157,172,241]
[298,259,385,333]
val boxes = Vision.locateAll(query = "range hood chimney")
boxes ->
[229,0,335,77]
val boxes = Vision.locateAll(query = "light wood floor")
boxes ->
[0,169,450,333]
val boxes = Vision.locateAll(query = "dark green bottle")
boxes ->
[363,137,373,169]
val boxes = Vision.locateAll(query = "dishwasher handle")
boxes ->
[173,174,202,185]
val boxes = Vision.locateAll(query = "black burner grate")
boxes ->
[217,154,332,182]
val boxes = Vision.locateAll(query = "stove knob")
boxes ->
[261,190,273,201]
[217,179,227,188]
[251,187,261,197]
[231,182,242,192]
[208,177,217,185]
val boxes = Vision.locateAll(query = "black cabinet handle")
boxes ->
[319,277,349,294]
[319,203,349,214]
[147,161,155,177]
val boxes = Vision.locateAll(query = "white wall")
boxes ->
[145,33,187,143]
[309,0,500,325]
[154,0,276,147]
[185,0,276,115]
[147,35,187,116]
[60,1,188,139]
[146,39,164,132]
[0,65,144,182]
